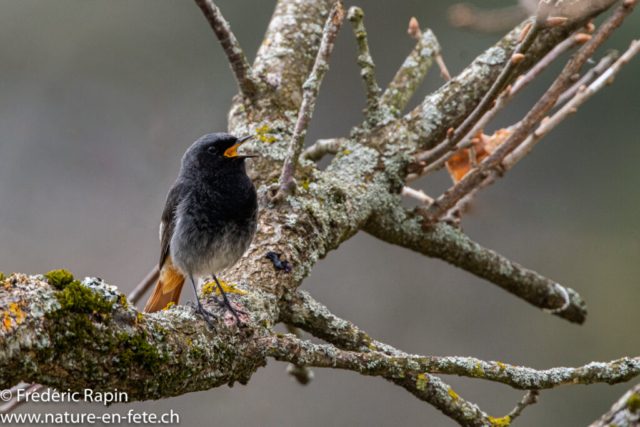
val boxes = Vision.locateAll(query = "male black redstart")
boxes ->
[144,133,258,329]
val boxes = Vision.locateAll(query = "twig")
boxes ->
[435,55,451,81]
[409,28,588,182]
[506,39,640,169]
[278,1,345,196]
[553,49,619,106]
[380,17,441,115]
[0,383,41,413]
[422,0,638,222]
[455,43,637,212]
[401,186,433,204]
[302,137,348,161]
[193,0,258,98]
[348,7,382,125]
[507,390,540,422]
[128,265,160,306]
[412,5,549,172]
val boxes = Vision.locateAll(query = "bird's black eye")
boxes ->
[207,146,216,154]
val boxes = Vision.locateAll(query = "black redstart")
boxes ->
[144,133,258,329]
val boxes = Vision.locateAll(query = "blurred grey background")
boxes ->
[1,0,640,426]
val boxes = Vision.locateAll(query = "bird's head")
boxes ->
[183,133,257,171]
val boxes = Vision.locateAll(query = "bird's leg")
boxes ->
[189,275,217,331]
[209,275,247,327]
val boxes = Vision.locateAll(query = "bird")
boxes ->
[143,133,258,329]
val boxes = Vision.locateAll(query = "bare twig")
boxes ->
[194,0,258,98]
[506,39,640,169]
[554,49,619,106]
[348,7,382,125]
[412,6,549,173]
[409,28,588,182]
[507,390,540,422]
[401,186,433,204]
[129,265,159,306]
[302,137,348,161]
[445,41,637,216]
[279,1,345,196]
[422,0,638,222]
[380,17,441,115]
[435,55,451,81]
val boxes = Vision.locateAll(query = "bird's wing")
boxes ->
[159,182,184,269]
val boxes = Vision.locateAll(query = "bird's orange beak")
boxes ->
[224,135,255,158]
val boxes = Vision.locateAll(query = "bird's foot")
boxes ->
[206,296,247,327]
[186,300,218,331]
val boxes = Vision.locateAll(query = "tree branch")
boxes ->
[348,7,382,125]
[279,1,345,196]
[380,22,441,116]
[422,0,638,221]
[590,382,640,427]
[301,137,347,161]
[363,204,587,324]
[194,0,258,98]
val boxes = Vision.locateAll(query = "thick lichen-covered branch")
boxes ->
[363,204,587,324]
[0,272,273,400]
[194,0,258,97]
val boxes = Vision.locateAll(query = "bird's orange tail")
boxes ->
[144,257,185,313]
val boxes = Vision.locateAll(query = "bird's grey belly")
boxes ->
[170,219,255,278]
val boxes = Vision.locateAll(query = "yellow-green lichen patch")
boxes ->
[473,362,484,377]
[416,374,428,391]
[255,125,276,143]
[627,393,640,412]
[488,415,511,427]
[162,302,175,311]
[496,361,506,371]
[0,272,5,282]
[301,179,310,191]
[447,387,459,400]
[201,280,246,296]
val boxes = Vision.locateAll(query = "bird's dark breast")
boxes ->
[170,172,258,277]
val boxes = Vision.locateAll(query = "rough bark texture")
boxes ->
[2,0,637,425]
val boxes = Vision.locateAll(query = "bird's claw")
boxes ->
[206,296,247,327]
[189,300,218,331]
